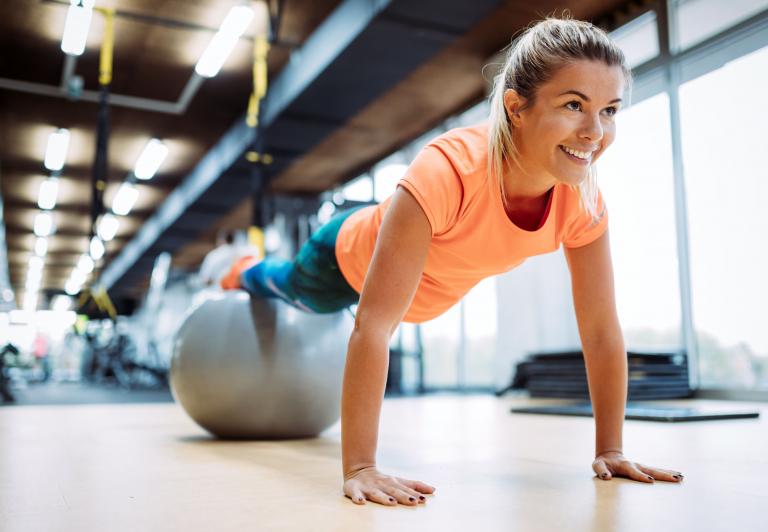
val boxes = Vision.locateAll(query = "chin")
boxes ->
[556,172,588,188]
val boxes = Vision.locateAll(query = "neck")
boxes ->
[502,162,557,205]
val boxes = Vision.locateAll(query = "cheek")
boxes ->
[595,123,617,160]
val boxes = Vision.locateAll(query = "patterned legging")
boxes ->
[240,207,363,313]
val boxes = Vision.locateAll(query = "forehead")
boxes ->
[540,60,625,100]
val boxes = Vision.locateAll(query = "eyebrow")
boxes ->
[559,90,622,104]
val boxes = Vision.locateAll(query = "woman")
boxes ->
[222,17,684,506]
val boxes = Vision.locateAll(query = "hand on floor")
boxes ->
[593,451,684,483]
[343,466,435,506]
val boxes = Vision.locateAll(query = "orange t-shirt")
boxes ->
[335,122,608,323]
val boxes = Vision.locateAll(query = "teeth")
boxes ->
[561,145,592,160]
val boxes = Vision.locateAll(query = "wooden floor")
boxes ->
[1,394,765,532]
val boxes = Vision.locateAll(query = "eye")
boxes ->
[565,101,582,112]
[603,106,618,117]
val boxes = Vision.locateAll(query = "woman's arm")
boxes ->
[564,230,626,455]
[564,230,683,483]
[341,186,434,504]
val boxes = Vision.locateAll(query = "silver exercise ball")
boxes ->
[170,291,354,439]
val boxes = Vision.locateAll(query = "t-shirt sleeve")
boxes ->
[396,145,463,236]
[562,188,609,248]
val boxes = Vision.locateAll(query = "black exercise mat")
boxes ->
[511,402,761,422]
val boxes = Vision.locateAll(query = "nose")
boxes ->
[579,112,603,143]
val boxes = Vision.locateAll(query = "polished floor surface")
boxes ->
[1,395,765,532]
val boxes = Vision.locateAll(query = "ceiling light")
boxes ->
[44,128,70,171]
[70,268,87,286]
[77,253,94,274]
[29,255,44,272]
[34,237,48,257]
[89,236,105,261]
[112,182,139,215]
[26,269,43,287]
[38,177,59,210]
[23,292,38,312]
[97,213,119,241]
[25,277,41,294]
[65,278,81,296]
[194,5,255,78]
[61,0,94,56]
[34,211,54,237]
[133,139,168,180]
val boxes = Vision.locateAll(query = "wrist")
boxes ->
[343,462,377,481]
[595,448,623,458]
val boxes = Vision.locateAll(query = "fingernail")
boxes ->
[409,497,415,502]
[389,497,395,502]
[419,495,425,500]
[600,473,608,479]
[647,476,654,481]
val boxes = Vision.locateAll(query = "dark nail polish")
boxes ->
[409,497,415,502]
[389,497,395,502]
[647,476,654,481]
[419,496,425,500]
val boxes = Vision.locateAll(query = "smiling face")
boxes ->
[504,60,626,190]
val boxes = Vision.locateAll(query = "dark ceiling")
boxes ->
[0,0,637,311]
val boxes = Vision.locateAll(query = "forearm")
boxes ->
[583,338,628,456]
[341,328,390,478]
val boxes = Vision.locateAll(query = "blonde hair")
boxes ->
[487,16,632,221]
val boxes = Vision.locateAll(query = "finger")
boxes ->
[365,488,398,506]
[393,481,428,502]
[395,478,436,494]
[624,463,655,483]
[636,464,684,483]
[345,488,367,505]
[592,459,613,480]
[384,486,419,506]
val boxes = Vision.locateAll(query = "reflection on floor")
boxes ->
[0,395,765,531]
[1,381,173,406]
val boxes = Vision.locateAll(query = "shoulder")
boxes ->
[428,122,489,176]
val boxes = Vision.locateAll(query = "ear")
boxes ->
[503,89,526,127]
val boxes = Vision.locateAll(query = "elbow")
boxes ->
[352,307,399,344]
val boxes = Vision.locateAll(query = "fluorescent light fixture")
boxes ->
[38,177,59,210]
[44,128,70,171]
[26,272,42,292]
[194,5,254,78]
[112,182,139,215]
[89,236,105,261]
[34,237,48,257]
[61,0,94,56]
[133,139,168,180]
[70,268,87,286]
[34,211,54,237]
[51,294,73,312]
[97,213,119,241]
[29,255,44,272]
[25,268,41,285]
[65,278,81,296]
[77,253,94,274]
[23,292,38,312]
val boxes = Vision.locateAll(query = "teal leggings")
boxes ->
[240,207,362,313]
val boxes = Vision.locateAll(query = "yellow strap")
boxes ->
[248,226,266,258]
[94,287,117,320]
[97,7,115,86]
[246,36,270,128]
